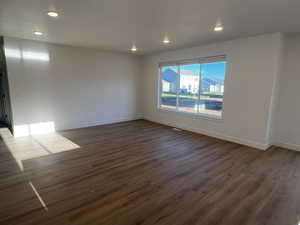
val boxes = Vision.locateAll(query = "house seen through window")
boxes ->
[159,57,227,118]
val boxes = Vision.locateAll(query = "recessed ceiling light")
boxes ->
[131,45,137,52]
[163,37,170,44]
[34,31,43,36]
[214,24,223,32]
[47,11,59,17]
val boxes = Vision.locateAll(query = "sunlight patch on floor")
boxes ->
[33,132,80,153]
[0,122,79,212]
[29,182,48,211]
[0,124,80,171]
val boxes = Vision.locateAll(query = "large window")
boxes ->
[159,56,226,118]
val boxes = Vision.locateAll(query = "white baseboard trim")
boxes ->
[12,115,143,137]
[273,142,300,152]
[56,114,143,131]
[143,117,270,150]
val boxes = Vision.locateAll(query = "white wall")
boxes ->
[273,33,300,151]
[142,33,283,150]
[4,37,142,132]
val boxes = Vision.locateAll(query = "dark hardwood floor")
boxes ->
[1,119,300,225]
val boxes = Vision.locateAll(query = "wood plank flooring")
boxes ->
[1,119,300,225]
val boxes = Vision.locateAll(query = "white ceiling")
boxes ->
[1,0,300,55]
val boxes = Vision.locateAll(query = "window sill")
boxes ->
[158,107,223,121]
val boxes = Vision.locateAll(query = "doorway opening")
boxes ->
[0,37,13,133]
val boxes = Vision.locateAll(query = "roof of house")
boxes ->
[162,68,199,83]
[162,68,177,83]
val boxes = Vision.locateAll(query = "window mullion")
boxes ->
[158,67,162,108]
[197,63,202,113]
[176,65,180,110]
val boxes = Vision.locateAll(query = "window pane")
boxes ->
[160,66,178,110]
[199,61,226,117]
[178,64,200,113]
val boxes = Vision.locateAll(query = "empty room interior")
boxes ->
[1,0,300,224]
